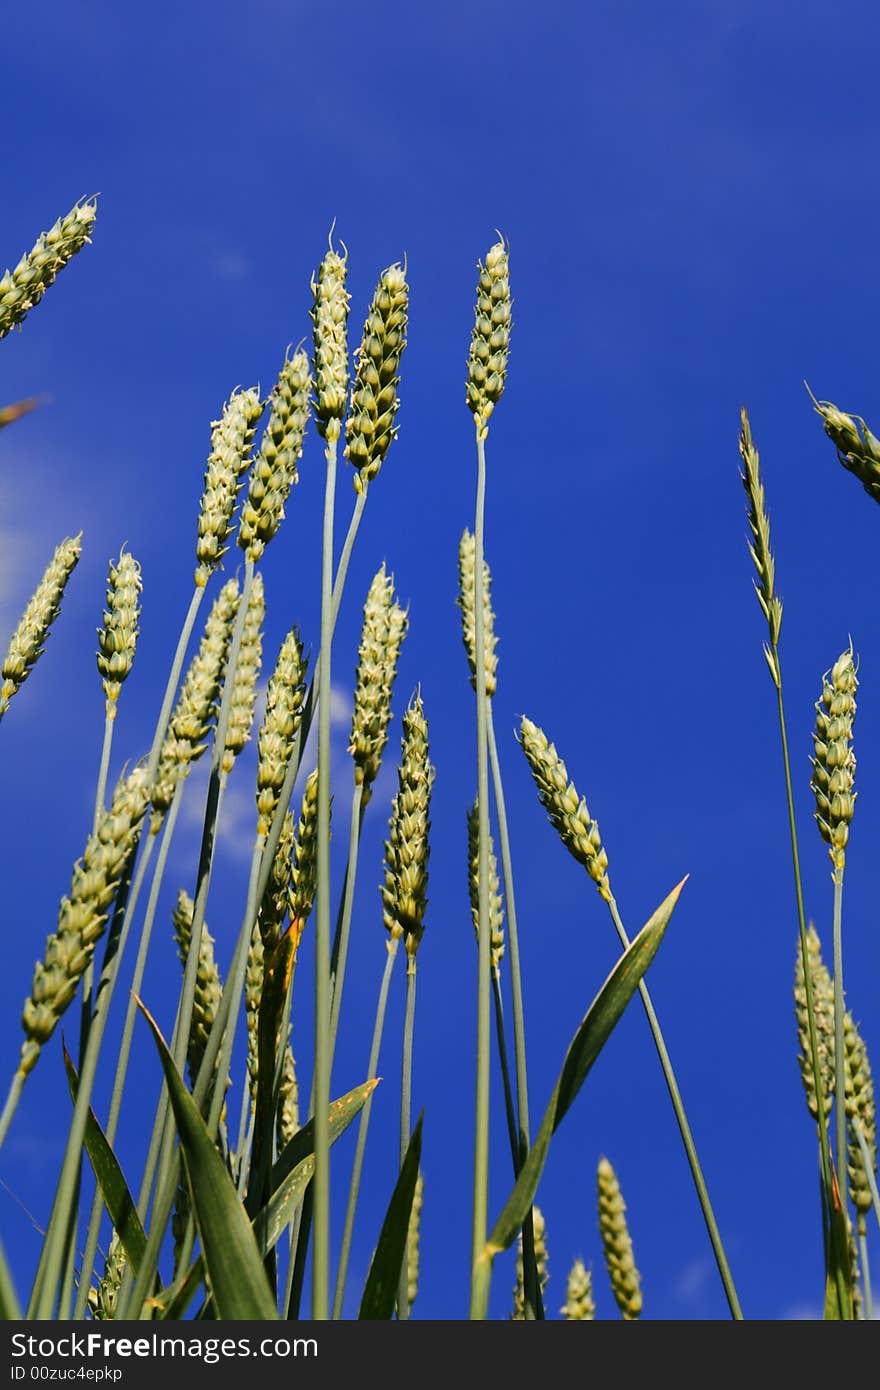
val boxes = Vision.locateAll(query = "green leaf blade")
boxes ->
[359,1114,424,1320]
[137,999,278,1320]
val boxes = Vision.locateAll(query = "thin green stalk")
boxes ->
[28,836,146,1319]
[832,875,847,1195]
[606,893,742,1320]
[75,795,178,1318]
[0,1235,21,1320]
[491,972,518,1171]
[79,704,118,1047]
[235,1080,253,1190]
[332,939,400,1319]
[313,436,337,1321]
[487,708,539,1318]
[0,1073,26,1155]
[860,1230,872,1321]
[328,782,365,1068]
[145,585,204,786]
[57,1202,78,1320]
[469,429,492,1319]
[397,955,417,1320]
[93,704,115,832]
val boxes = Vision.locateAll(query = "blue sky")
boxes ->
[1,0,879,1319]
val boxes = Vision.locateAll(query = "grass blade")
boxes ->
[62,1043,147,1277]
[137,998,278,1320]
[471,879,684,1318]
[359,1113,424,1320]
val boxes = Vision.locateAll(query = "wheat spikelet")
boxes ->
[0,198,97,339]
[597,1157,642,1319]
[311,240,350,441]
[350,564,408,804]
[289,770,319,927]
[562,1259,595,1320]
[172,888,223,1086]
[793,923,835,1122]
[87,1232,125,1321]
[456,529,498,697]
[811,644,858,878]
[345,263,408,490]
[812,394,880,505]
[238,350,311,561]
[276,1042,299,1150]
[19,768,149,1077]
[1,535,81,718]
[258,812,294,951]
[256,625,307,835]
[245,922,265,1092]
[518,716,611,901]
[151,578,239,827]
[739,408,782,686]
[97,547,142,707]
[467,801,504,973]
[382,694,434,956]
[843,1010,877,1228]
[512,1205,548,1319]
[466,238,511,437]
[194,387,264,587]
[222,572,265,775]
[407,1169,424,1311]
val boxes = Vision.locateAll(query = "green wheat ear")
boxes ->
[793,923,835,1123]
[1,534,82,719]
[811,390,880,504]
[86,1232,125,1321]
[172,889,223,1087]
[843,1010,877,1230]
[466,237,512,437]
[382,693,434,957]
[562,1259,595,1320]
[407,1169,424,1310]
[195,387,264,587]
[350,564,408,805]
[518,715,611,901]
[311,238,350,441]
[467,802,504,973]
[457,529,498,697]
[238,348,312,561]
[810,644,857,879]
[97,547,142,708]
[0,198,97,339]
[597,1157,642,1320]
[19,768,149,1078]
[345,262,409,490]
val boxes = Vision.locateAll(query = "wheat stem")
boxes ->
[833,876,847,1193]
[328,783,365,1069]
[397,955,417,1320]
[469,428,492,1319]
[312,429,337,1321]
[332,938,400,1319]
[487,709,539,1315]
[145,585,204,785]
